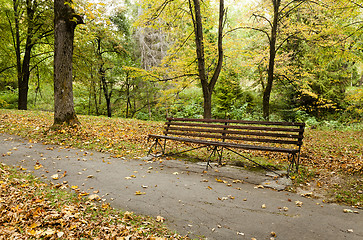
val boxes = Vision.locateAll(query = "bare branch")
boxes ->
[149,73,198,82]
[275,31,300,53]
[252,13,273,29]
[279,0,305,22]
[0,65,16,74]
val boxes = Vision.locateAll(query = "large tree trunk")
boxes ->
[53,0,82,125]
[262,0,280,120]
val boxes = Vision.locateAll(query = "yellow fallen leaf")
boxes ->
[34,164,43,170]
[102,203,110,209]
[29,222,41,229]
[79,191,89,196]
[135,191,146,195]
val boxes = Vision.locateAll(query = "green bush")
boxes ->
[0,87,18,109]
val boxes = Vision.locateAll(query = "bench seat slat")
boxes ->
[149,134,299,154]
[164,131,301,145]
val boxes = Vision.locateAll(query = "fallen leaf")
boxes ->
[51,174,59,180]
[43,228,56,236]
[29,222,41,229]
[156,216,165,222]
[34,164,43,170]
[135,191,146,195]
[88,194,101,201]
[295,200,303,207]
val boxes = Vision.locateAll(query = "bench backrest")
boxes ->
[164,117,305,147]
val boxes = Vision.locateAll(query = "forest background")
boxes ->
[1,0,363,124]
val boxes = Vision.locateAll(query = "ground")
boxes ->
[1,133,362,240]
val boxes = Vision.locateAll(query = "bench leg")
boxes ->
[206,146,217,169]
[147,138,165,157]
[287,153,299,175]
[206,146,224,170]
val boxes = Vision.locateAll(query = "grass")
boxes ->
[0,108,362,208]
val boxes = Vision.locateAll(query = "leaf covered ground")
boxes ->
[0,109,362,208]
[0,163,187,239]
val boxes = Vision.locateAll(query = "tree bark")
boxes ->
[262,0,280,120]
[53,0,83,126]
[11,0,51,110]
[18,19,34,110]
[12,0,33,110]
[190,0,224,119]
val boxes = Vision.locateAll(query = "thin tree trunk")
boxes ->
[263,0,280,120]
[53,0,82,126]
[100,73,112,118]
[190,0,224,119]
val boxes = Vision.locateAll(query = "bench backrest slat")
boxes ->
[166,117,305,127]
[163,118,305,148]
[167,122,303,133]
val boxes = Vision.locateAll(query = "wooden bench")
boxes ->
[147,118,305,174]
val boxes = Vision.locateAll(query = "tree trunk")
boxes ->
[53,0,82,126]
[263,0,280,121]
[203,88,212,119]
[18,34,33,110]
[190,0,224,119]
[100,73,112,118]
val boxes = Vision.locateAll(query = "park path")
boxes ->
[0,133,362,240]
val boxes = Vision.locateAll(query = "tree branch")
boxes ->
[149,73,198,82]
[252,13,273,29]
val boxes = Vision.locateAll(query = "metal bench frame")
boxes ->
[147,118,305,175]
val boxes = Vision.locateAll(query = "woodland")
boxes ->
[0,0,362,125]
[0,1,362,237]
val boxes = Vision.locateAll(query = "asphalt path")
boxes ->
[0,133,362,240]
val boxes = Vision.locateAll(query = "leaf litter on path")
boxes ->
[0,163,188,239]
